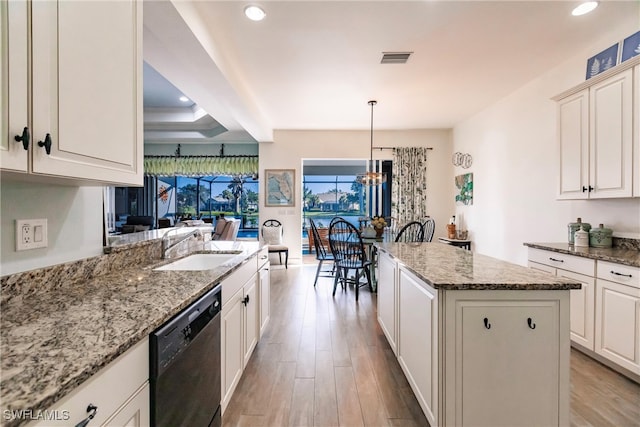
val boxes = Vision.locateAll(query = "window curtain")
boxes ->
[391,147,429,225]
[144,156,258,177]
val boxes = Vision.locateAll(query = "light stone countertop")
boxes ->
[0,240,261,426]
[524,242,640,268]
[376,242,581,290]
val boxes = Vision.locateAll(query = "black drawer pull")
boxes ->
[74,404,97,427]
[549,257,564,263]
[528,318,536,329]
[610,270,632,278]
[484,317,491,329]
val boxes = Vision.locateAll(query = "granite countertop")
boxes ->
[376,242,581,290]
[0,240,261,425]
[524,242,640,268]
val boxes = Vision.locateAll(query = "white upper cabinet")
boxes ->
[0,0,29,172]
[555,59,638,199]
[1,0,143,186]
[557,90,589,199]
[589,68,633,198]
[634,65,640,197]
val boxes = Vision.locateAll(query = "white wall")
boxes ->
[453,22,640,266]
[260,129,454,264]
[0,181,104,275]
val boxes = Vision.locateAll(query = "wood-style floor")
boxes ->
[223,263,640,427]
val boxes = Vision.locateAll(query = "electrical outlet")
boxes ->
[16,219,48,251]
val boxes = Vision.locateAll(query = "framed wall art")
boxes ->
[621,30,640,63]
[455,173,473,206]
[265,169,295,207]
[586,43,619,79]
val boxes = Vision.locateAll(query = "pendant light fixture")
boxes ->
[357,100,386,186]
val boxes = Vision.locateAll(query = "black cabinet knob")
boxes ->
[14,127,29,150]
[38,133,52,155]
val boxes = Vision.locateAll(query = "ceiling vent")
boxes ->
[380,52,412,64]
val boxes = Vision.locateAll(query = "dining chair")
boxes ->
[395,221,425,242]
[423,217,436,242]
[262,219,289,268]
[309,218,335,286]
[328,219,372,301]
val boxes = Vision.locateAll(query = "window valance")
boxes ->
[144,156,258,177]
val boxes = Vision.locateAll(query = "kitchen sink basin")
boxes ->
[154,253,239,271]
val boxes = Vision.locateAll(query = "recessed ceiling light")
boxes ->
[572,1,598,16]
[179,96,190,102]
[244,5,266,21]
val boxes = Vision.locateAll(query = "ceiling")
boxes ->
[143,0,639,143]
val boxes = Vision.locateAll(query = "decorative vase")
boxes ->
[362,226,376,238]
[375,227,384,238]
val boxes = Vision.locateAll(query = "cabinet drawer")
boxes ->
[528,261,556,275]
[257,246,269,269]
[597,261,640,289]
[222,258,256,307]
[528,248,595,276]
[29,337,148,427]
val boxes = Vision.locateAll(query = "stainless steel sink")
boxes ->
[154,253,239,271]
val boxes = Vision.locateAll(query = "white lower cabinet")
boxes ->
[222,287,244,412]
[243,279,258,367]
[221,255,265,414]
[560,269,595,350]
[102,383,150,427]
[29,338,149,427]
[528,248,596,350]
[595,278,640,375]
[528,247,640,379]
[397,266,438,425]
[377,251,398,354]
[444,293,568,427]
[258,246,271,337]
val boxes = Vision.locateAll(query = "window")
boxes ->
[301,159,392,253]
[109,174,259,235]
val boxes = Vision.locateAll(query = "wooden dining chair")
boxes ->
[309,218,335,286]
[423,218,436,242]
[328,219,372,301]
[395,221,425,242]
[262,219,288,268]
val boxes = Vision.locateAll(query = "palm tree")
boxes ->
[303,186,320,210]
[227,177,245,215]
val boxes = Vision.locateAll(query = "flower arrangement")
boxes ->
[371,216,387,230]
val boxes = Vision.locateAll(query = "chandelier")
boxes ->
[357,100,386,186]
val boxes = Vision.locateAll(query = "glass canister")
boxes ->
[589,224,613,248]
[568,218,591,245]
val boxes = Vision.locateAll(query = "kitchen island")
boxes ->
[375,242,581,427]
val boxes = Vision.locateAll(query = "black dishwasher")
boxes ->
[150,284,222,427]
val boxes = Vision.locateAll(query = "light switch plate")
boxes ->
[16,219,48,251]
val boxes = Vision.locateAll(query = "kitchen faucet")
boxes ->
[161,228,204,259]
